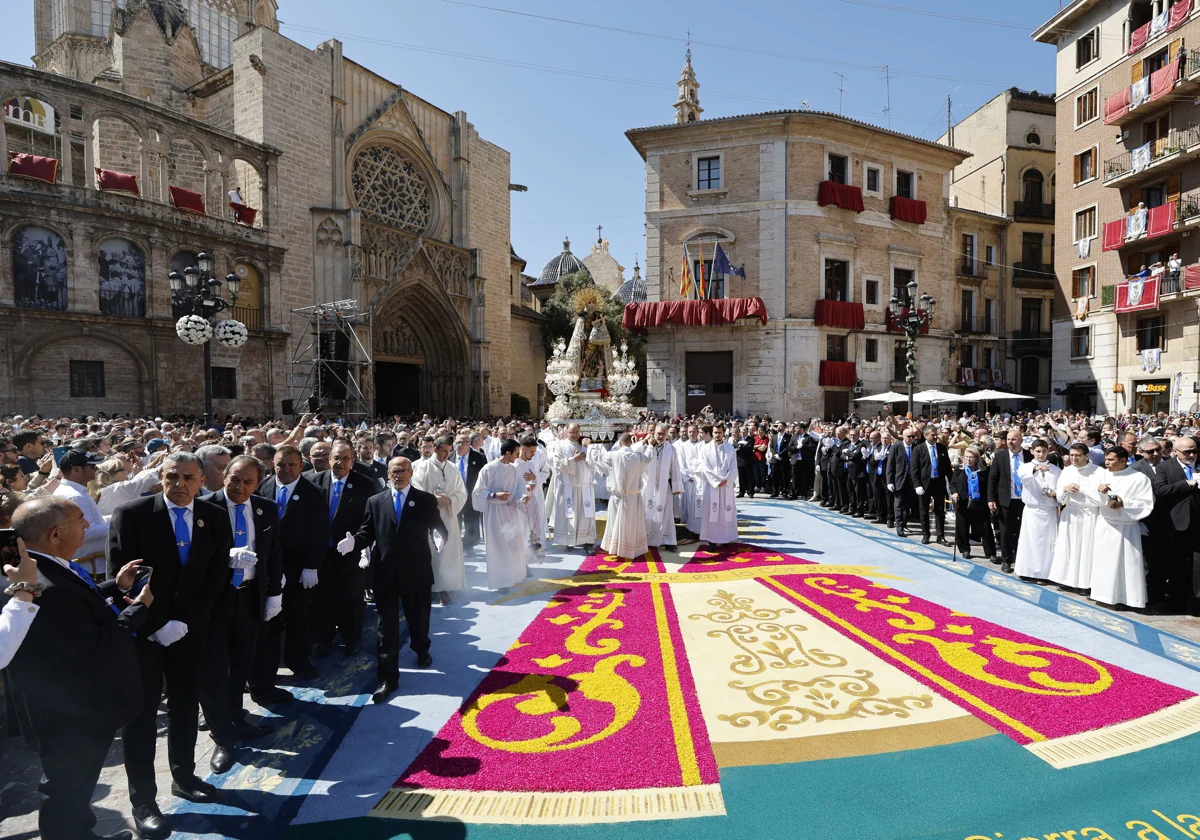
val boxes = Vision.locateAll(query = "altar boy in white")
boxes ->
[600,434,652,560]
[411,436,468,603]
[1089,446,1154,609]
[640,424,682,551]
[471,440,529,590]
[517,437,551,555]
[550,423,600,550]
[1049,442,1099,591]
[698,424,739,546]
[1014,439,1061,582]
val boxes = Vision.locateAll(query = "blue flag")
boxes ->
[712,243,745,280]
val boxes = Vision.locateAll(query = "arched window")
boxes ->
[12,226,68,311]
[97,238,146,317]
[1022,169,1044,206]
[1026,131,1041,146]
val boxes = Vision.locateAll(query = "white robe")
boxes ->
[411,456,468,592]
[549,439,599,547]
[1049,463,1099,589]
[600,445,652,560]
[482,436,501,462]
[641,440,681,547]
[1087,468,1153,608]
[470,460,528,590]
[698,440,739,545]
[686,439,709,532]
[1013,460,1061,579]
[517,448,551,543]
[674,439,697,526]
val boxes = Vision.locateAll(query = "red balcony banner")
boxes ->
[96,167,140,197]
[1169,0,1192,31]
[7,152,59,184]
[169,185,206,215]
[889,195,927,225]
[813,299,865,330]
[1186,264,1200,290]
[1147,201,1176,239]
[1150,57,1181,102]
[885,307,930,335]
[818,360,857,388]
[231,203,258,226]
[1115,276,1161,313]
[817,180,865,213]
[1104,87,1130,124]
[1102,218,1127,251]
[622,296,768,334]
[1128,21,1151,54]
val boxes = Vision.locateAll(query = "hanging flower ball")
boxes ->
[214,319,249,348]
[176,315,213,345]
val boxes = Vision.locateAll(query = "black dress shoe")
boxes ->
[289,662,319,680]
[132,804,169,840]
[990,557,1003,565]
[233,719,275,740]
[896,528,907,538]
[372,681,398,704]
[921,535,931,544]
[1001,562,1014,574]
[937,538,951,547]
[172,777,220,803]
[210,745,235,774]
[250,685,295,705]
[344,643,360,657]
[313,642,334,657]
[417,652,433,668]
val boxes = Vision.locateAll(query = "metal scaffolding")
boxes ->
[287,299,372,418]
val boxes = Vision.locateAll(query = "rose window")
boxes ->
[351,144,432,234]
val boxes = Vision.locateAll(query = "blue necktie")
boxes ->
[1187,465,1194,481]
[458,455,467,480]
[276,485,288,510]
[905,445,911,464]
[394,490,404,525]
[232,504,247,588]
[329,480,342,522]
[1013,454,1023,496]
[69,560,122,617]
[172,508,190,567]
[931,446,938,478]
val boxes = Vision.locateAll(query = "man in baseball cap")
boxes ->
[52,449,109,570]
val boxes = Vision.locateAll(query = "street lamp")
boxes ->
[170,250,248,426]
[888,278,936,418]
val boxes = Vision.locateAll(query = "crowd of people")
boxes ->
[1,405,1198,839]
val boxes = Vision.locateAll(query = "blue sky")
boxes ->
[7,0,1061,281]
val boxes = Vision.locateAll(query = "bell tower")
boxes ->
[673,47,703,125]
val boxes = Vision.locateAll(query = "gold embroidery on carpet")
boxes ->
[717,671,934,730]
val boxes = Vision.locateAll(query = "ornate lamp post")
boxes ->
[169,250,248,426]
[888,277,936,418]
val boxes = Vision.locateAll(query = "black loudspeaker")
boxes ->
[281,399,294,415]
[317,331,350,400]
[307,394,320,412]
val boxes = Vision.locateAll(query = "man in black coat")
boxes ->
[886,426,920,537]
[205,455,284,771]
[842,428,869,517]
[1131,436,1171,606]
[987,429,1032,574]
[107,451,234,837]
[1151,437,1200,613]
[253,443,329,690]
[454,434,487,548]
[7,497,151,840]
[790,422,818,500]
[336,456,448,704]
[949,450,995,559]
[767,424,791,498]
[309,440,375,655]
[912,426,952,545]
[866,430,890,524]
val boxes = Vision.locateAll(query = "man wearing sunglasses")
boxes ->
[1151,436,1200,614]
[1131,437,1169,608]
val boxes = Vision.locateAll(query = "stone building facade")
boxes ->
[2,0,543,419]
[625,57,971,419]
[1036,0,1200,415]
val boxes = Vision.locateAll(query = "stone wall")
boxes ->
[508,307,546,418]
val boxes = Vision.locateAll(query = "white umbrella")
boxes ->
[960,389,1031,401]
[911,389,961,403]
[855,391,908,402]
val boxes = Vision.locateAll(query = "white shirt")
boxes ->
[391,486,408,518]
[164,496,194,549]
[0,598,38,670]
[275,477,300,507]
[53,479,109,566]
[224,496,257,581]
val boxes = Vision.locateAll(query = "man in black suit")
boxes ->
[107,451,234,838]
[987,429,1032,574]
[912,426,952,545]
[1151,436,1200,613]
[355,438,388,488]
[767,424,791,498]
[253,443,329,692]
[454,434,487,548]
[309,440,374,656]
[842,428,869,517]
[790,422,818,500]
[336,456,448,704]
[886,426,920,537]
[1131,436,1171,606]
[7,497,151,840]
[392,429,421,462]
[205,455,284,772]
[866,430,890,524]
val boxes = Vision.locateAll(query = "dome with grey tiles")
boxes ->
[531,237,590,287]
[616,261,647,304]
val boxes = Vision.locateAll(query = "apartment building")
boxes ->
[1036,0,1200,414]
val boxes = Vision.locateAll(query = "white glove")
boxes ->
[150,620,188,647]
[336,531,356,555]
[300,568,319,589]
[915,487,926,496]
[280,572,287,589]
[228,547,259,569]
[358,548,370,570]
[264,595,283,622]
[887,483,895,492]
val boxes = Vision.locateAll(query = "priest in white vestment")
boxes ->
[592,436,612,503]
[640,424,683,550]
[1014,440,1061,581]
[600,434,652,560]
[1088,447,1154,608]
[411,437,468,600]
[471,440,529,590]
[687,427,712,533]
[698,425,739,545]
[1049,443,1099,590]
[675,425,700,535]
[517,437,551,553]
[549,423,600,549]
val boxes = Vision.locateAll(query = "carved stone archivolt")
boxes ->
[375,318,424,358]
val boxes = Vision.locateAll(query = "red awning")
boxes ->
[1147,201,1176,239]
[169,185,206,215]
[1169,0,1193,31]
[1102,218,1127,251]
[1128,21,1151,54]
[96,167,140,197]
[1115,277,1161,313]
[622,297,768,335]
[1105,87,1131,124]
[1185,264,1200,290]
[889,195,927,225]
[8,152,59,184]
[817,180,865,213]
[1150,57,1181,102]
[819,360,857,388]
[813,299,865,330]
[231,203,258,226]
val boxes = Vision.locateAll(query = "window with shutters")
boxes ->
[1075,206,1097,241]
[1074,147,1096,184]
[1076,27,1099,69]
[1145,48,1169,75]
[1071,327,1092,359]
[827,154,848,185]
[1072,266,1096,298]
[896,170,915,199]
[1137,315,1164,351]
[1075,88,1098,127]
